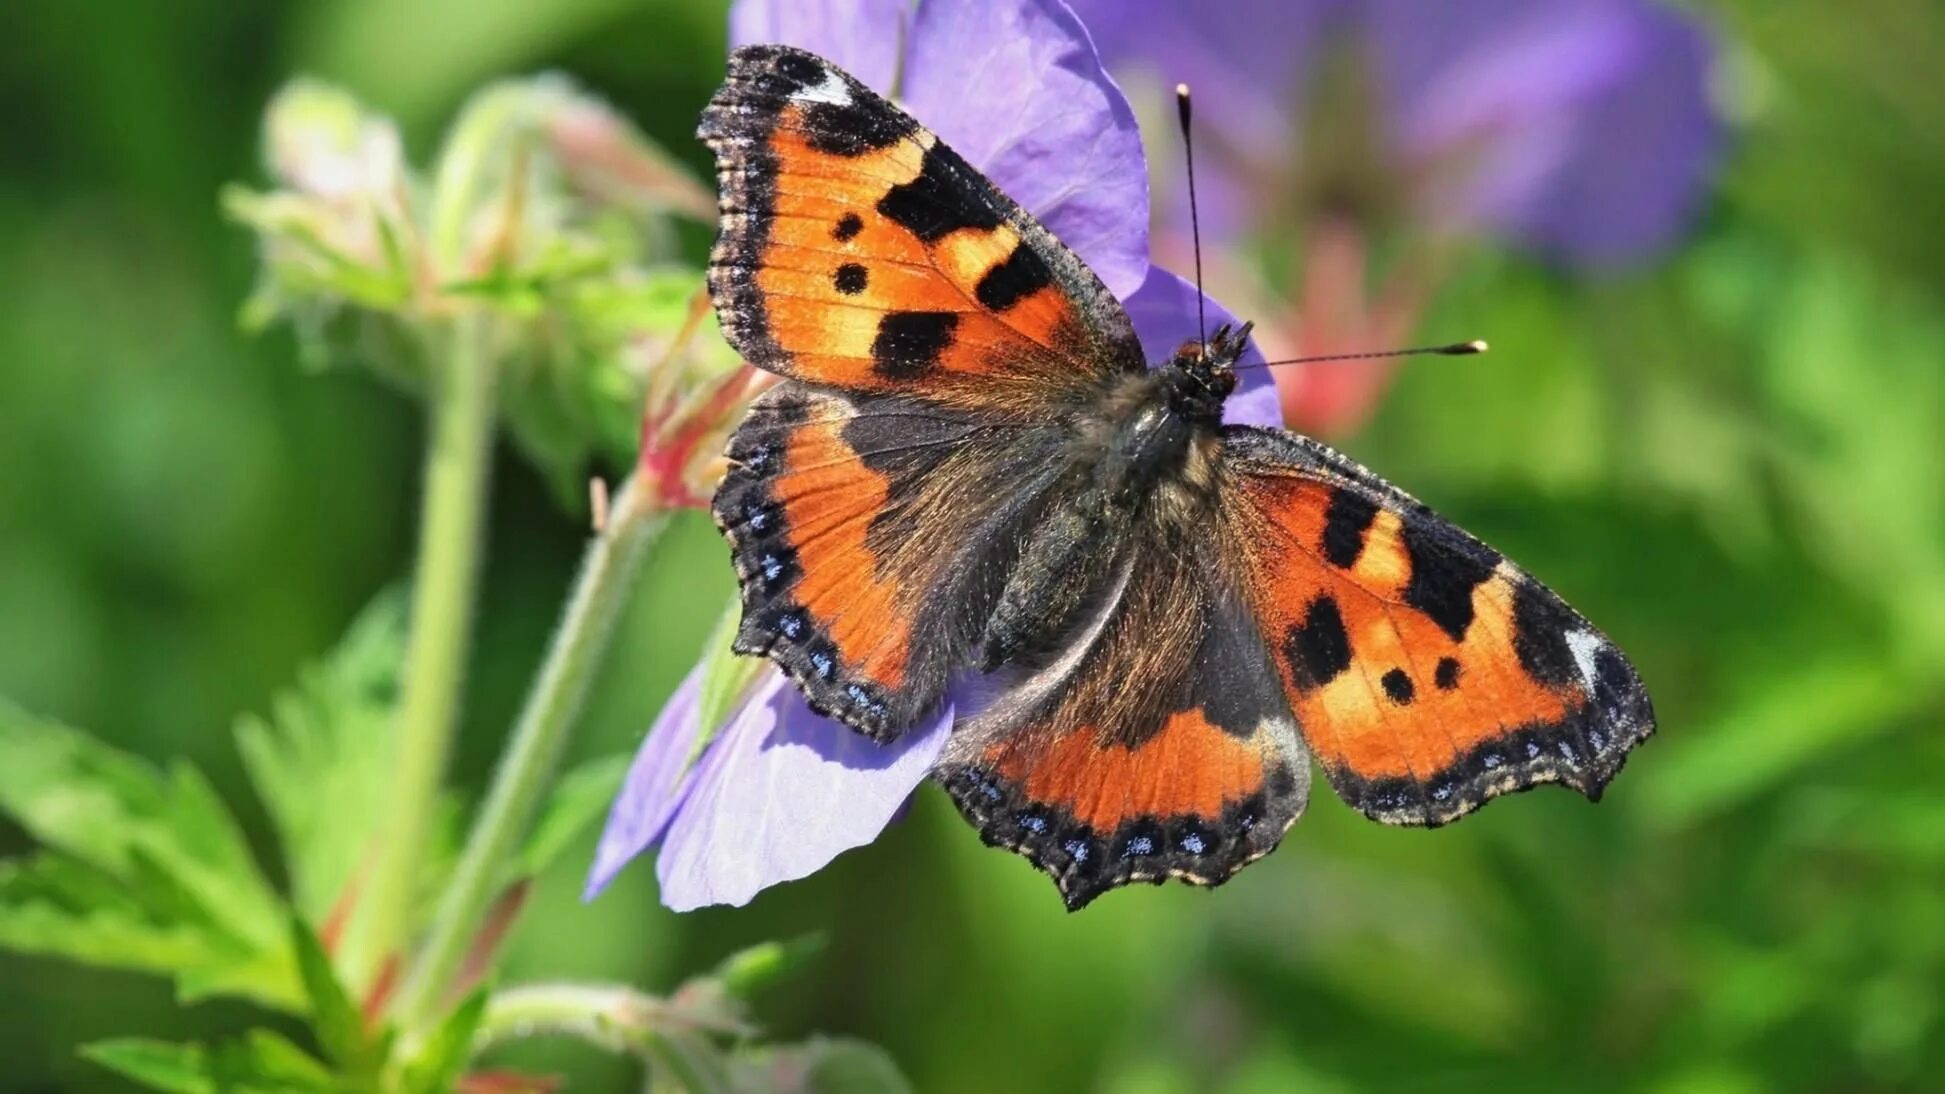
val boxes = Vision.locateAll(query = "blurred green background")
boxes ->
[3,0,1943,1090]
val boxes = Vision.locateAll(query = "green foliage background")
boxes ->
[2,0,1941,1089]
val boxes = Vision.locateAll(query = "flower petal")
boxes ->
[583,665,708,900]
[1067,0,1344,248]
[1369,0,1720,265]
[728,0,910,95]
[1120,266,1281,429]
[902,0,1151,299]
[654,670,952,911]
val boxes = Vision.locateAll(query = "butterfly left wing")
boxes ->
[1215,426,1655,825]
[935,520,1311,910]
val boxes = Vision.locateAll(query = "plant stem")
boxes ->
[473,982,666,1054]
[354,312,498,990]
[397,474,668,1030]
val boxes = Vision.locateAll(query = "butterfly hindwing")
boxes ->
[935,521,1310,909]
[1216,426,1656,825]
[701,45,1144,413]
[714,382,1070,740]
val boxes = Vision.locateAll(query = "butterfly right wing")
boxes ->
[1215,426,1656,826]
[701,45,1145,413]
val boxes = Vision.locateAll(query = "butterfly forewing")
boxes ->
[701,45,1145,417]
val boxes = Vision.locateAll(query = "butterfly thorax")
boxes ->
[974,326,1250,672]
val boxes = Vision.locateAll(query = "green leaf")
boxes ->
[81,1039,213,1093]
[711,935,826,1000]
[0,701,291,1004]
[511,753,629,882]
[236,592,407,922]
[728,1037,913,1094]
[0,704,282,942]
[291,917,383,1077]
[0,700,174,875]
[0,854,241,977]
[213,1030,336,1092]
[82,1031,337,1094]
[400,988,488,1094]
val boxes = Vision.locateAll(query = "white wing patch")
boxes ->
[790,68,852,107]
[1565,628,1606,695]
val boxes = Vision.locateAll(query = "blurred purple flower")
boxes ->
[1068,0,1723,432]
[587,0,1280,911]
[1075,0,1719,266]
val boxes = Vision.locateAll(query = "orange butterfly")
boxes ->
[702,45,1655,909]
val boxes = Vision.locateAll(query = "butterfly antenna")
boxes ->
[1237,340,1490,371]
[1176,83,1208,353]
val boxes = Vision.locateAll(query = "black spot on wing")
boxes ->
[833,262,868,295]
[872,311,959,379]
[832,212,864,241]
[1321,488,1379,569]
[876,144,1004,243]
[1435,657,1462,690]
[974,241,1055,312]
[1284,596,1353,691]
[1400,517,1500,642]
[1381,668,1415,705]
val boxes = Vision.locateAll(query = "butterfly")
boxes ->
[700,44,1656,909]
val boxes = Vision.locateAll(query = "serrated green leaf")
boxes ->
[83,1031,338,1094]
[0,704,281,935]
[81,1039,213,1093]
[291,917,381,1076]
[237,593,406,922]
[728,1037,912,1094]
[0,855,238,975]
[0,700,171,874]
[213,1030,336,1092]
[146,761,286,949]
[0,702,289,1003]
[400,988,488,1094]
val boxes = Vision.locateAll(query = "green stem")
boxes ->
[475,980,744,1093]
[353,312,498,990]
[474,982,667,1054]
[397,474,669,1030]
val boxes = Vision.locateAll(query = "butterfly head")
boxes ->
[1164,320,1251,420]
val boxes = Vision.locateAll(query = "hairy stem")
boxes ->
[353,313,499,990]
[474,982,670,1054]
[397,474,668,1030]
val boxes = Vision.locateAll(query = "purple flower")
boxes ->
[1067,0,1723,432]
[1075,0,1720,267]
[587,0,1280,911]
